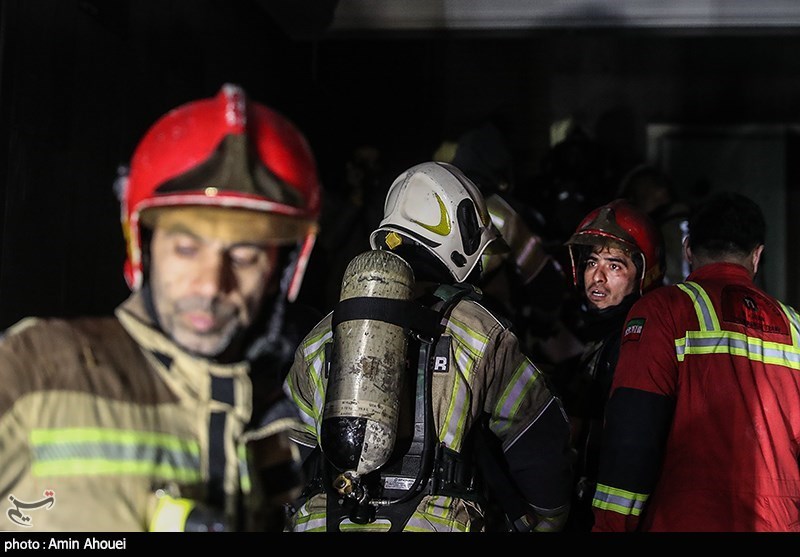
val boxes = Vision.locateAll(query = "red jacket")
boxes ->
[592,262,800,532]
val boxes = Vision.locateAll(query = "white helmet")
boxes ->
[369,161,507,283]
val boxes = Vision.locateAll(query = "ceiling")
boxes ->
[328,0,800,33]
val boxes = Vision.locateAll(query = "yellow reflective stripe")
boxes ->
[284,371,316,434]
[307,353,327,428]
[592,483,647,517]
[677,330,800,369]
[30,428,200,482]
[149,495,194,532]
[779,300,800,345]
[674,283,800,369]
[675,336,687,357]
[31,427,197,448]
[441,340,473,448]
[491,359,540,437]
[303,327,332,361]
[238,443,251,494]
[290,509,327,532]
[423,495,452,517]
[441,318,488,448]
[405,513,466,532]
[447,315,488,358]
[677,281,719,331]
[340,519,392,531]
[305,327,331,421]
[406,496,468,532]
[287,326,331,430]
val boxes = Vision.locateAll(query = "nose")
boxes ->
[589,266,606,284]
[193,251,233,297]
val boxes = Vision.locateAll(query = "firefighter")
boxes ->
[0,84,320,531]
[283,161,573,532]
[592,192,800,532]
[556,199,665,531]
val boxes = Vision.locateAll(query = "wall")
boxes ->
[3,0,800,327]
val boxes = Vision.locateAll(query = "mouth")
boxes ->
[587,288,607,301]
[182,311,220,334]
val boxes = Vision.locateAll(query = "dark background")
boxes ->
[3,0,800,329]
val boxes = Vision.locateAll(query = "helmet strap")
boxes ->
[140,281,162,332]
[245,243,300,362]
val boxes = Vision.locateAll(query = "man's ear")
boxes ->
[751,244,765,276]
[682,235,692,267]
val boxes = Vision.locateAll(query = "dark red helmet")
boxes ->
[565,198,665,295]
[118,83,321,301]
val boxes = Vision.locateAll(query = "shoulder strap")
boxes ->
[313,282,481,531]
[432,283,482,306]
[332,297,442,338]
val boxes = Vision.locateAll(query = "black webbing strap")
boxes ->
[331,297,443,338]
[319,284,483,531]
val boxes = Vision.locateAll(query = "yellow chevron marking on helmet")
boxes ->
[412,193,451,236]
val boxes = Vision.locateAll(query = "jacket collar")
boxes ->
[686,262,753,285]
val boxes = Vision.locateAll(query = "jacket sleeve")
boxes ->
[591,387,674,531]
[590,294,678,532]
[486,327,574,530]
[282,316,333,449]
[504,398,574,530]
[0,319,47,505]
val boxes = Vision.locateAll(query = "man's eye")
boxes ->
[175,243,199,256]
[229,249,262,267]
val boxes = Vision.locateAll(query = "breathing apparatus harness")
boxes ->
[297,283,484,531]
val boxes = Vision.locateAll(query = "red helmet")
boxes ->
[565,198,665,295]
[118,83,321,302]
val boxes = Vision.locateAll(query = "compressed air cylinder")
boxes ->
[321,249,414,477]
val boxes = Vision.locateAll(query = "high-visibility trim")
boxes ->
[675,282,800,369]
[290,506,393,532]
[405,513,467,532]
[502,360,539,417]
[283,371,317,435]
[677,282,719,331]
[405,496,468,532]
[440,352,470,449]
[303,327,332,360]
[423,495,452,517]
[237,443,251,494]
[30,428,200,482]
[290,509,327,532]
[307,353,327,427]
[340,518,392,532]
[676,330,800,368]
[490,359,541,437]
[149,495,195,532]
[288,327,331,430]
[441,318,487,448]
[592,483,648,517]
[779,300,800,345]
[446,315,487,359]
